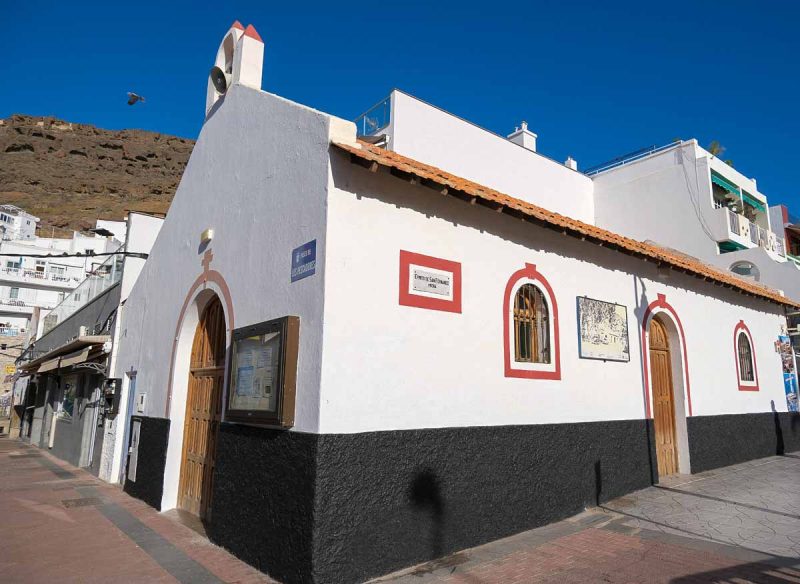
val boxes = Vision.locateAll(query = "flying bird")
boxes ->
[127,92,145,106]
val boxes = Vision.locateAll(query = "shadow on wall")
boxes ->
[772,400,784,456]
[409,469,445,560]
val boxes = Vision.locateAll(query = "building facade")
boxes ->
[109,25,800,584]
[16,212,162,480]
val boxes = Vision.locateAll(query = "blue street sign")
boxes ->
[291,240,316,282]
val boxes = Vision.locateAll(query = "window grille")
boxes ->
[737,332,754,382]
[513,284,550,364]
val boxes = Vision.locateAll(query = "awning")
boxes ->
[19,335,110,372]
[38,357,61,373]
[59,347,91,368]
[742,190,766,213]
[711,172,740,196]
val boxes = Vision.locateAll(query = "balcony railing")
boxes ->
[717,207,786,257]
[0,266,83,286]
[354,95,391,137]
[41,252,123,336]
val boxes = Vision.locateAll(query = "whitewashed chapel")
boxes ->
[111,22,800,584]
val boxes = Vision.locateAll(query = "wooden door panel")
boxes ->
[178,298,226,520]
[650,318,679,477]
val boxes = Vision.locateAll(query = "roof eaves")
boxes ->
[333,141,798,309]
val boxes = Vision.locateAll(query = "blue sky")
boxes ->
[4,1,798,207]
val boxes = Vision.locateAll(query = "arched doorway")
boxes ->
[649,316,679,476]
[177,296,226,519]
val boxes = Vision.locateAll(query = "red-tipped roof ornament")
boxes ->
[243,24,262,42]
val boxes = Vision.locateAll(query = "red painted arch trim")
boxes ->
[734,320,759,391]
[640,293,692,418]
[502,263,561,380]
[164,269,235,417]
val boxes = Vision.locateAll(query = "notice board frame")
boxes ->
[224,315,299,428]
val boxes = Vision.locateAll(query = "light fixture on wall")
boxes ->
[201,228,214,245]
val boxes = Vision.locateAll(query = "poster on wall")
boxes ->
[576,297,630,362]
[777,334,799,412]
[58,374,78,421]
[399,250,462,313]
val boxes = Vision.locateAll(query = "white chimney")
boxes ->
[565,156,578,171]
[507,121,537,152]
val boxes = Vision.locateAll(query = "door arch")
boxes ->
[648,316,679,476]
[177,295,226,519]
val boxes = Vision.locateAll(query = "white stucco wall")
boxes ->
[118,213,164,302]
[111,85,351,494]
[592,141,723,265]
[319,153,789,434]
[385,91,595,224]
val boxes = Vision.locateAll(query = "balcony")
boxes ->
[0,298,44,314]
[713,206,785,257]
[0,266,83,289]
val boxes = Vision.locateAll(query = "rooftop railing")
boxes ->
[41,251,123,336]
[354,95,391,137]
[584,140,683,176]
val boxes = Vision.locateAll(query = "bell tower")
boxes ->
[206,21,264,115]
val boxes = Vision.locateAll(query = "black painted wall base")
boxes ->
[206,419,656,584]
[209,423,318,584]
[687,411,800,473]
[123,416,170,510]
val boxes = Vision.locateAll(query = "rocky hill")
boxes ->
[0,114,193,235]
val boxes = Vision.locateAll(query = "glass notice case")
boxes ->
[225,316,299,428]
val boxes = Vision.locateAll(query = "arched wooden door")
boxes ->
[178,296,226,519]
[649,317,679,476]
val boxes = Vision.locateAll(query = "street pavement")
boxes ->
[1,432,798,583]
[376,455,800,584]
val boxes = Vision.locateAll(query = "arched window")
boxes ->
[503,263,560,379]
[730,261,759,282]
[734,321,758,391]
[513,284,550,363]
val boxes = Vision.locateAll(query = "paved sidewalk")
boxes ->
[0,436,274,583]
[377,455,800,584]
[2,433,798,584]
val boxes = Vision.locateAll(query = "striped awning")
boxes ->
[711,172,740,196]
[742,191,766,212]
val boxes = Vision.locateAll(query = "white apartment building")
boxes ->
[0,205,39,241]
[0,215,124,336]
[589,141,800,301]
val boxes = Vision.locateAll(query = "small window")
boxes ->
[737,332,754,382]
[513,284,550,364]
[730,261,759,282]
[9,288,19,299]
[734,321,758,391]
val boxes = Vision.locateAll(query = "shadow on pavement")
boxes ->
[671,562,800,583]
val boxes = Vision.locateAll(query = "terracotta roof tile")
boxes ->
[334,140,798,309]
